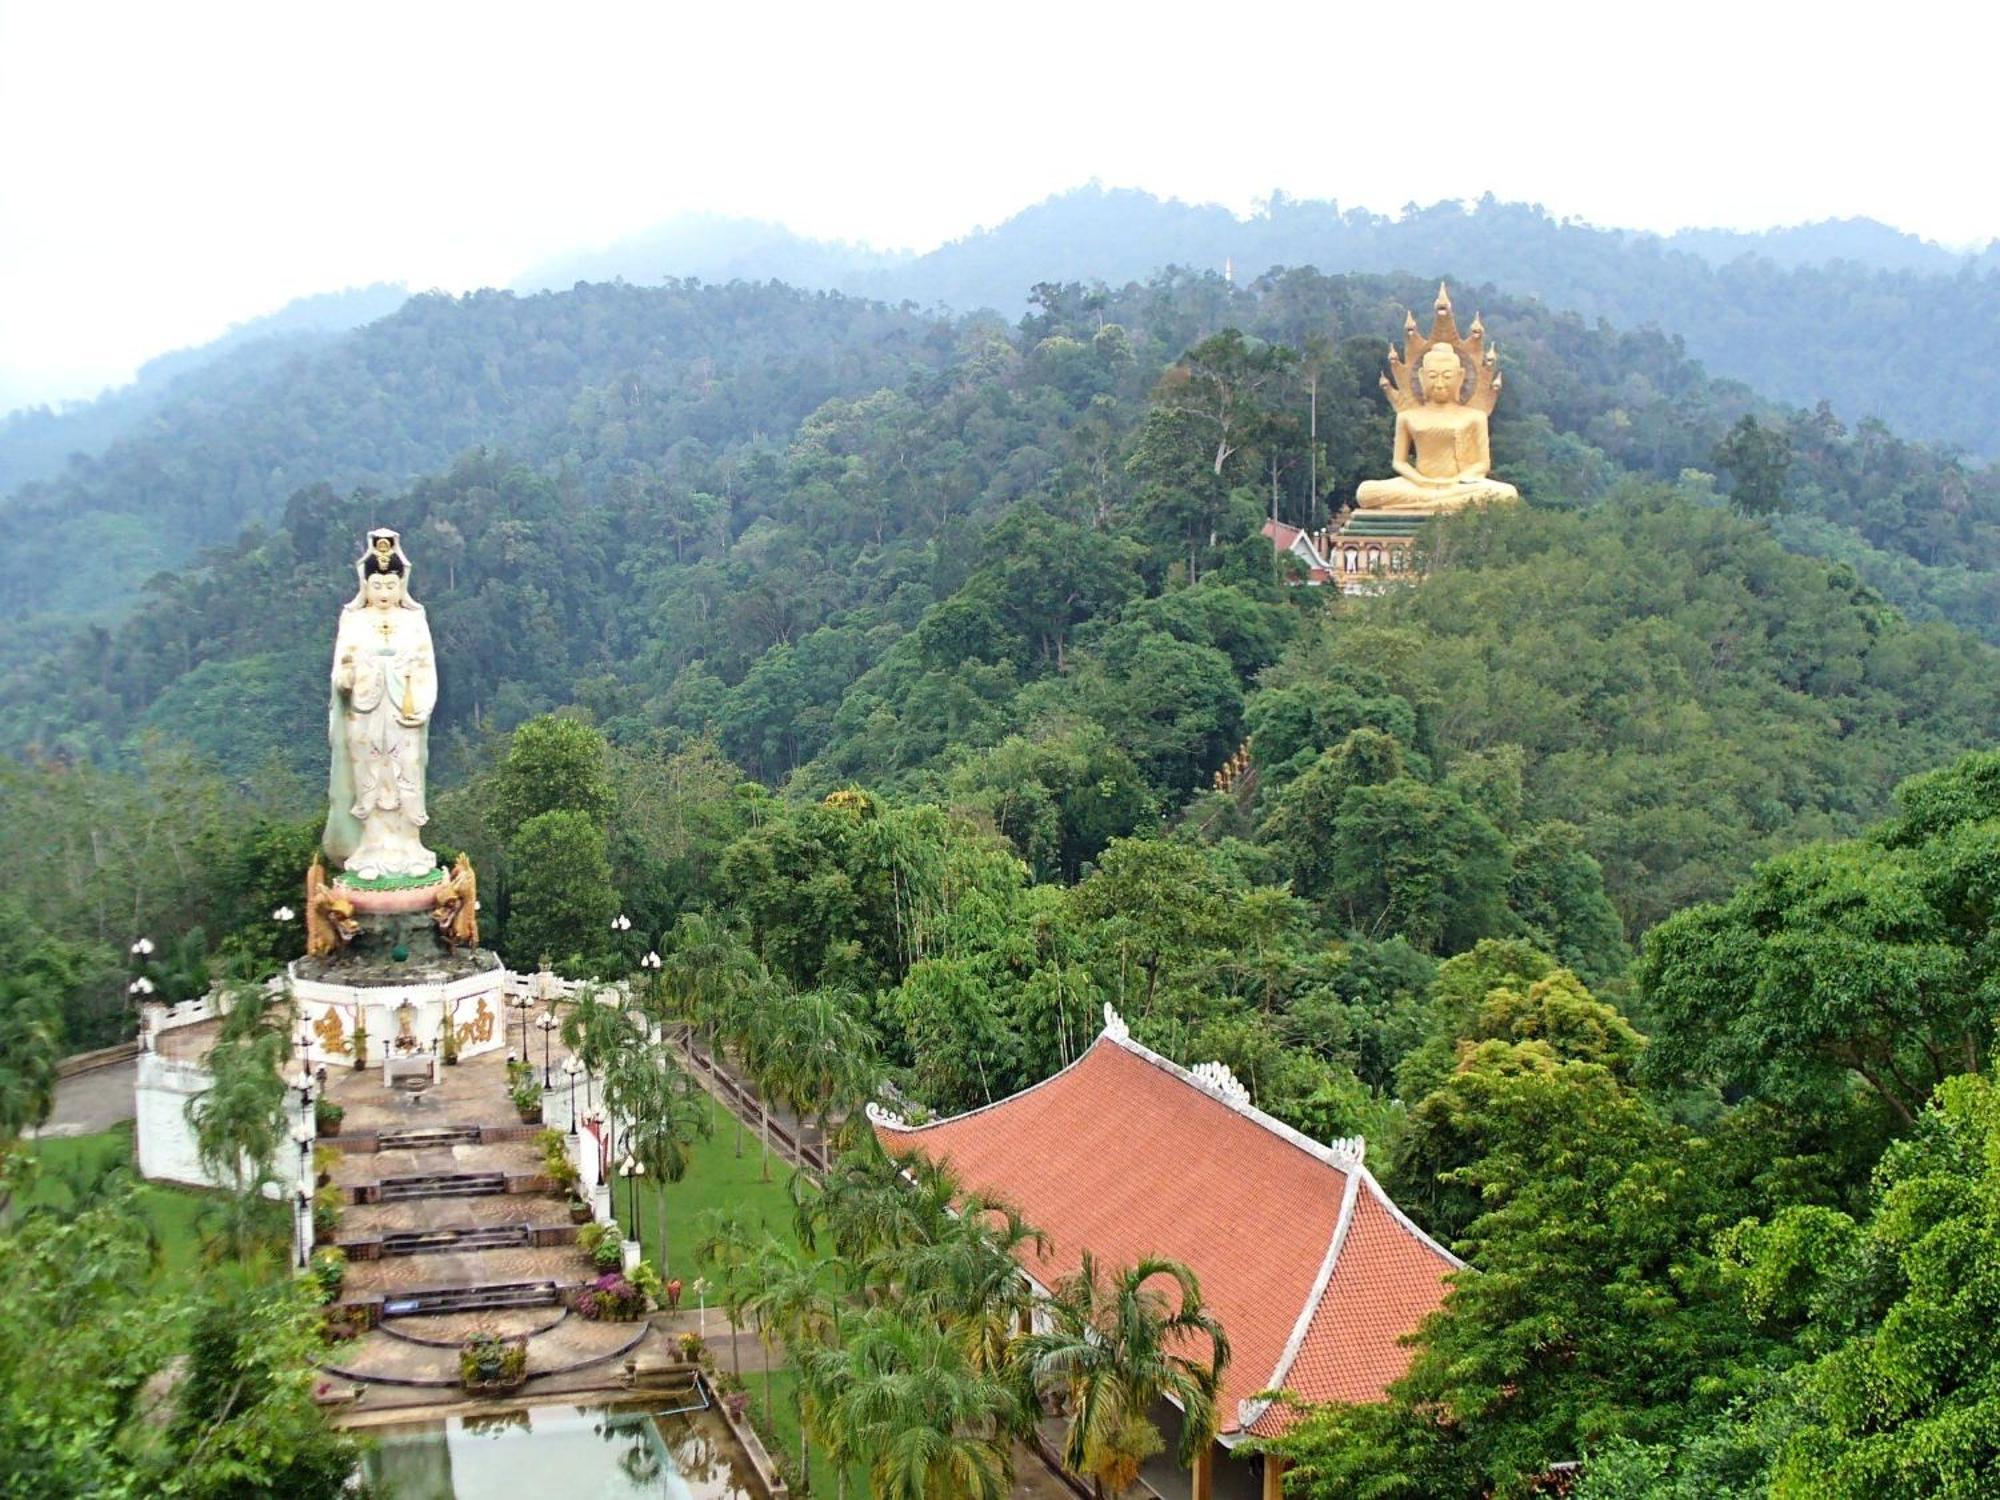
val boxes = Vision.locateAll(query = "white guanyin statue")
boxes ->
[322,529,439,880]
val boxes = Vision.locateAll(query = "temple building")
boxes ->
[1264,514,1423,591]
[870,1007,1461,1500]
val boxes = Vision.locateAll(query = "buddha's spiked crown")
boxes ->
[1381,282,1502,414]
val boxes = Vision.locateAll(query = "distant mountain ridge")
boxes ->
[0,283,409,494]
[527,188,2000,453]
[12,191,1997,496]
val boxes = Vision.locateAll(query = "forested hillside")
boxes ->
[6,266,1999,1052]
[0,282,408,495]
[543,189,2000,453]
[6,239,2000,1500]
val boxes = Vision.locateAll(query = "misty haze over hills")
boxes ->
[10,187,1999,492]
[0,283,408,495]
[517,188,2000,453]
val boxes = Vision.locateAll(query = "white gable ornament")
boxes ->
[1190,1059,1251,1107]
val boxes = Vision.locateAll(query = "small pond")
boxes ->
[356,1399,761,1499]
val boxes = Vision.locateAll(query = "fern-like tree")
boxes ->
[614,1049,712,1274]
[757,985,877,1169]
[694,1205,758,1379]
[804,1306,1024,1500]
[1017,1253,1232,1499]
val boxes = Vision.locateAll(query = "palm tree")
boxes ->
[802,1134,963,1272]
[811,1306,1022,1500]
[737,1234,824,1433]
[757,985,877,1170]
[693,1205,757,1380]
[1016,1253,1232,1500]
[717,971,786,1180]
[740,1236,839,1481]
[559,982,638,1113]
[664,912,760,1064]
[186,983,292,1201]
[616,1052,712,1274]
[894,1193,1046,1375]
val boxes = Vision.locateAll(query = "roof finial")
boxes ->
[864,1100,907,1129]
[1102,1003,1129,1042]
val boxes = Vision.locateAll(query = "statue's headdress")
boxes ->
[1381,283,1501,414]
[346,528,421,609]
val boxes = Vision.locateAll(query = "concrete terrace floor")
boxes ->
[321,1042,553,1135]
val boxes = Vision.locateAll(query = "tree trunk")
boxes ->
[730,1315,741,1378]
[657,1196,669,1276]
[760,1102,772,1182]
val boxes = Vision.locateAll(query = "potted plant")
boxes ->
[568,1194,592,1225]
[677,1330,706,1364]
[350,1024,369,1071]
[314,1096,344,1136]
[313,1184,343,1239]
[510,1075,543,1124]
[459,1332,528,1393]
[535,1128,580,1194]
[578,1220,624,1270]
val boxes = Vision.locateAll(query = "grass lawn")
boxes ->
[624,1091,807,1282]
[23,1121,274,1277]
[626,1089,869,1498]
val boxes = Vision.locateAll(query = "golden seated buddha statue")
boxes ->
[1354,284,1519,515]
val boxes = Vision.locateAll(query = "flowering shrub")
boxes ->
[574,1273,646,1322]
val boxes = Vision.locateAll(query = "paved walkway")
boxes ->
[36,1058,137,1138]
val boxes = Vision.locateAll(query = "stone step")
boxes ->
[378,1224,532,1256]
[379,1280,561,1318]
[374,1126,481,1151]
[320,1315,651,1388]
[379,1306,568,1348]
[377,1171,507,1201]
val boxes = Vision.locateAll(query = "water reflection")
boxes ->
[360,1400,759,1499]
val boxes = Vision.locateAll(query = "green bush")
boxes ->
[311,1184,342,1238]
[307,1246,346,1303]
[312,1097,343,1135]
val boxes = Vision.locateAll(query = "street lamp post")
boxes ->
[563,1056,584,1138]
[293,1123,313,1203]
[537,1012,560,1090]
[509,993,533,1060]
[619,1154,643,1240]
[127,936,156,1046]
[296,1187,312,1270]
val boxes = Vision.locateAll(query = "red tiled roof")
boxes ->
[872,1026,1460,1436]
[1262,519,1306,549]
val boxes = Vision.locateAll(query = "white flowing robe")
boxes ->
[323,599,439,877]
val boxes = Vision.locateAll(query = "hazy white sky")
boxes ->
[2,0,1993,411]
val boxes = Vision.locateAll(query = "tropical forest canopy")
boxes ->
[4,242,2000,1498]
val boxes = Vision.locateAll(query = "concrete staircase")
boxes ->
[377,1224,532,1256]
[376,1170,507,1201]
[379,1280,563,1318]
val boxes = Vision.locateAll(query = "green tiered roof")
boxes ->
[1335,513,1430,539]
